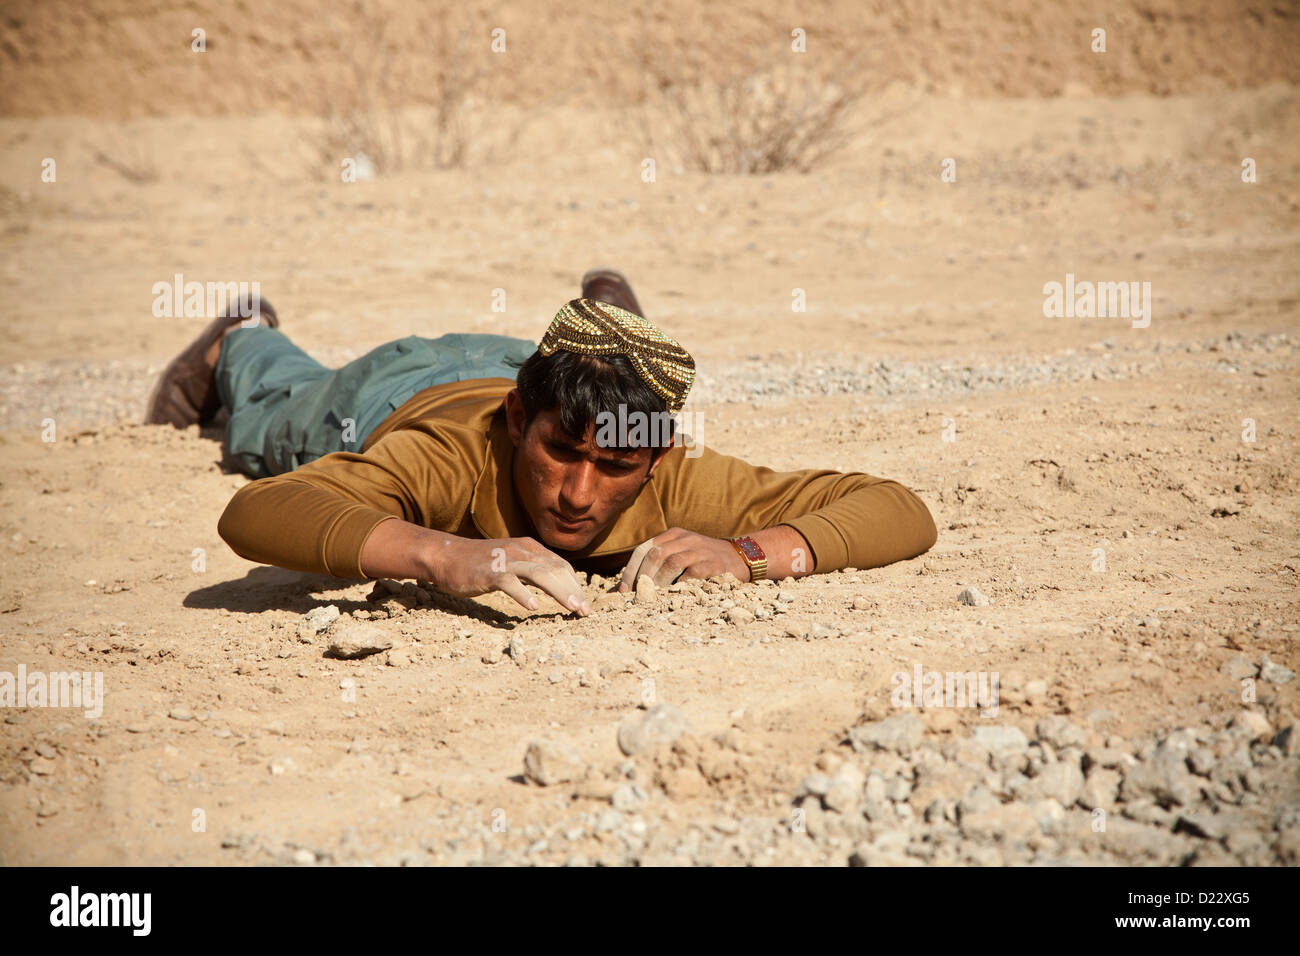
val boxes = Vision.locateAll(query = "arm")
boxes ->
[217,423,475,578]
[659,444,938,574]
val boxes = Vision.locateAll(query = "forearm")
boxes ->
[218,477,401,578]
[746,524,815,581]
[357,518,456,580]
[782,480,938,572]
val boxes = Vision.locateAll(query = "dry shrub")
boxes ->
[310,3,499,176]
[617,13,892,174]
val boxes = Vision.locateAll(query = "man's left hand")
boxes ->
[616,527,749,592]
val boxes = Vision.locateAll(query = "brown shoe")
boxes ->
[581,267,644,318]
[144,295,279,429]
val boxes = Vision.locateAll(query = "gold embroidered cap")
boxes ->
[538,299,696,414]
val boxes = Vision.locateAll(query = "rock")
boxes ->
[523,739,586,786]
[634,574,657,604]
[971,725,1029,753]
[326,622,393,659]
[1229,710,1271,741]
[1022,762,1084,807]
[617,703,689,756]
[725,607,756,626]
[1219,654,1257,679]
[848,713,924,755]
[1035,716,1087,750]
[776,590,796,603]
[611,783,648,811]
[960,803,1037,843]
[797,773,831,799]
[1121,743,1202,808]
[168,707,193,722]
[1099,818,1193,863]
[386,648,411,667]
[508,635,526,661]
[1025,679,1049,705]
[299,604,340,642]
[1272,723,1300,757]
[1259,654,1295,685]
[957,586,989,607]
[1080,768,1121,810]
[823,763,866,813]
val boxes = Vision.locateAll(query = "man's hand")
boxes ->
[360,520,591,616]
[616,527,749,592]
[432,535,593,615]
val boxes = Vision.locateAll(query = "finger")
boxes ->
[515,560,591,616]
[495,573,542,612]
[618,538,656,593]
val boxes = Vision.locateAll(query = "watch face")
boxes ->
[735,537,764,560]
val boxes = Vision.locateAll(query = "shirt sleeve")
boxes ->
[217,423,480,579]
[656,444,938,573]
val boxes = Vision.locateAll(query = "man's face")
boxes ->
[505,389,671,552]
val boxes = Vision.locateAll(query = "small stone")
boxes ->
[971,725,1029,753]
[611,783,647,811]
[1023,762,1084,806]
[1080,768,1121,810]
[1229,711,1271,741]
[29,757,56,775]
[957,586,989,607]
[848,713,924,755]
[776,590,796,603]
[725,607,755,625]
[168,707,193,722]
[634,574,657,604]
[1219,654,1258,679]
[292,848,316,865]
[617,703,689,756]
[268,756,296,776]
[508,636,526,661]
[1259,654,1295,685]
[327,622,393,659]
[1035,716,1087,750]
[523,739,586,786]
[1271,723,1300,757]
[299,604,340,642]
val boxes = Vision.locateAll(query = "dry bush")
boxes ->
[616,13,893,175]
[309,3,498,176]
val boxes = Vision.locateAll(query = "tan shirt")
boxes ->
[218,378,938,579]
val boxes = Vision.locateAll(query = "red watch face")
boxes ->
[735,537,764,560]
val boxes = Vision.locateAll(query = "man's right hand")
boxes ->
[431,534,592,616]
[360,520,592,615]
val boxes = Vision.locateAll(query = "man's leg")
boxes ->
[217,328,537,478]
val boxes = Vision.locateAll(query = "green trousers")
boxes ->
[215,327,536,478]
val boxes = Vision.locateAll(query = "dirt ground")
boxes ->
[0,1,1297,866]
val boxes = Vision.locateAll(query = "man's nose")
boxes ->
[559,461,597,511]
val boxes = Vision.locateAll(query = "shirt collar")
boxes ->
[469,406,669,559]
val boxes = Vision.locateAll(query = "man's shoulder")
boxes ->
[363,378,513,449]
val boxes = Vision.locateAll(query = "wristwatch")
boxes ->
[729,536,768,582]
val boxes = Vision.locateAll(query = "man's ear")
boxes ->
[644,436,676,481]
[505,388,527,445]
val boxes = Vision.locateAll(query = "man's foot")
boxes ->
[581,267,644,318]
[144,296,279,429]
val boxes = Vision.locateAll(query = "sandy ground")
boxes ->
[1,2,1298,865]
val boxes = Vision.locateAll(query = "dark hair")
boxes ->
[504,349,678,453]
